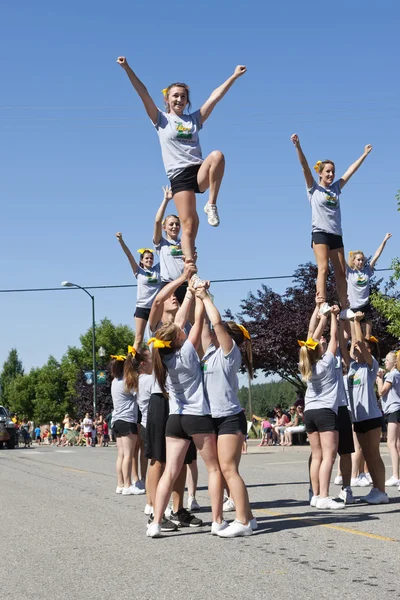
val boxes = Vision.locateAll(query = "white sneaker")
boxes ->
[223,498,236,512]
[122,483,145,496]
[364,472,373,484]
[211,520,229,535]
[204,203,220,227]
[316,496,345,510]
[216,520,253,538]
[334,476,343,486]
[310,495,319,507]
[340,309,355,320]
[144,503,153,516]
[250,517,258,531]
[187,495,201,512]
[351,476,370,488]
[116,486,123,494]
[385,475,400,487]
[146,523,162,538]
[363,488,389,505]
[319,303,332,316]
[339,487,355,505]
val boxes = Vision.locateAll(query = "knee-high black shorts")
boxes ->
[337,406,355,455]
[170,164,204,196]
[145,394,196,463]
[213,411,247,436]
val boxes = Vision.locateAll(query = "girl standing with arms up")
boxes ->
[116,232,161,350]
[346,233,392,338]
[376,351,400,488]
[117,56,246,264]
[291,134,372,311]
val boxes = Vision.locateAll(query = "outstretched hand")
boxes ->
[384,233,392,242]
[364,144,373,155]
[234,65,247,78]
[183,261,197,281]
[195,286,208,301]
[353,311,365,322]
[117,56,129,69]
[116,232,123,242]
[291,133,300,148]
[331,305,340,316]
[162,185,173,202]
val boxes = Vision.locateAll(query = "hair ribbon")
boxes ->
[237,324,251,340]
[368,336,379,343]
[137,248,154,254]
[298,338,319,350]
[110,354,126,361]
[313,160,322,174]
[161,88,168,97]
[148,337,172,349]
[127,346,137,357]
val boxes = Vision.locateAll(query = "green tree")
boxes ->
[0,349,24,407]
[371,257,400,339]
[238,380,298,416]
[7,369,39,418]
[33,356,70,423]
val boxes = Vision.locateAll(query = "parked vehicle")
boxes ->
[0,406,17,449]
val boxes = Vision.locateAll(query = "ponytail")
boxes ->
[225,321,254,379]
[299,346,318,382]
[124,351,146,393]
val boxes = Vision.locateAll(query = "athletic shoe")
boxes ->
[351,476,370,488]
[147,514,178,532]
[116,486,123,494]
[339,487,355,505]
[187,495,201,512]
[216,520,253,538]
[211,520,229,535]
[385,475,400,487]
[316,496,345,510]
[144,503,153,516]
[146,523,161,538]
[204,203,220,227]
[250,517,258,530]
[122,483,145,495]
[334,476,343,486]
[310,495,319,507]
[223,498,236,512]
[340,309,355,320]
[136,478,146,491]
[170,508,203,528]
[319,303,332,316]
[364,472,373,484]
[363,488,389,505]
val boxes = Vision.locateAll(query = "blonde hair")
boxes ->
[397,352,400,371]
[347,250,365,269]
[299,346,319,382]
[162,214,180,227]
[315,160,335,177]
[151,322,181,398]
[225,321,254,379]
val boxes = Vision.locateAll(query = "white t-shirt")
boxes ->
[83,418,92,434]
[154,109,203,179]
[202,342,243,418]
[138,374,153,428]
[347,358,381,422]
[135,264,161,308]
[111,378,138,424]
[163,339,209,416]
[346,264,373,309]
[307,180,342,236]
[304,351,339,413]
[154,237,184,283]
[382,369,400,415]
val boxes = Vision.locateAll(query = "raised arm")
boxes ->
[327,306,340,355]
[338,320,351,368]
[376,371,392,398]
[339,144,372,189]
[117,57,158,124]
[148,263,196,332]
[353,312,373,367]
[175,284,195,330]
[153,186,173,245]
[116,232,139,275]
[370,233,392,269]
[196,288,234,356]
[199,65,246,124]
[290,134,314,189]
[188,296,205,350]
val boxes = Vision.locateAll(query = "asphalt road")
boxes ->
[1,441,399,600]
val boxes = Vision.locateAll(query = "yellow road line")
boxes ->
[256,508,398,542]
[63,466,87,473]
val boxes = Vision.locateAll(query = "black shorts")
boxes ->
[51,433,57,440]
[213,411,247,436]
[145,394,197,463]
[350,301,373,322]
[386,409,400,424]
[311,231,344,251]
[305,408,338,433]
[353,416,383,434]
[337,406,355,455]
[170,164,204,196]
[166,414,215,439]
[134,306,151,321]
[159,281,188,305]
[113,420,138,438]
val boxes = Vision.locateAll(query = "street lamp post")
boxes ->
[61,281,97,418]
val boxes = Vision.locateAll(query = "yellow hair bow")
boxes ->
[148,337,172,349]
[313,160,322,174]
[237,324,251,340]
[127,346,136,357]
[161,88,168,97]
[137,248,154,255]
[110,354,126,361]
[368,336,379,343]
[298,338,319,350]
[396,350,400,356]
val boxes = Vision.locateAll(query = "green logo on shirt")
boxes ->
[356,274,368,287]
[349,374,361,386]
[325,194,338,208]
[145,271,159,285]
[176,122,193,140]
[170,245,183,257]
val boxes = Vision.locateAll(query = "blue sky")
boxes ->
[0,0,399,382]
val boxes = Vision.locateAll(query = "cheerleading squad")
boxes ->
[107,59,399,537]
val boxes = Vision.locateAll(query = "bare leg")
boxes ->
[387,422,400,479]
[172,190,198,262]
[187,460,198,498]
[121,434,136,488]
[153,438,189,524]
[116,438,124,488]
[318,431,339,497]
[197,150,225,205]
[364,320,372,340]
[193,433,223,523]
[147,459,164,507]
[171,464,187,513]
[357,428,385,492]
[339,453,352,488]
[308,432,322,496]
[134,317,148,350]
[351,430,364,478]
[312,243,330,304]
[329,247,348,308]
[218,434,251,524]
[132,439,140,483]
